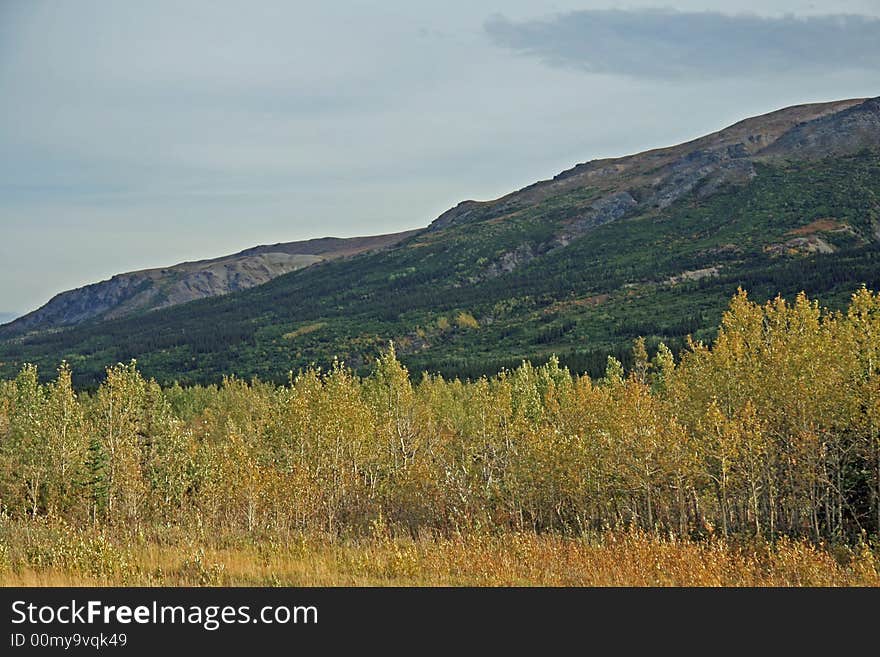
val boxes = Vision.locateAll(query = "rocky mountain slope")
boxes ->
[2,96,879,385]
[3,231,417,335]
[430,98,867,234]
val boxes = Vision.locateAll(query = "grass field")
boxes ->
[2,522,877,587]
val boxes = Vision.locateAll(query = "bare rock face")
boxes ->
[580,191,639,227]
[758,97,880,159]
[483,243,539,279]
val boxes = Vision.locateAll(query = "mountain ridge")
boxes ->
[2,95,879,385]
[3,230,419,336]
[429,98,868,233]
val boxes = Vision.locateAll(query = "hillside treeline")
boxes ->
[1,288,879,544]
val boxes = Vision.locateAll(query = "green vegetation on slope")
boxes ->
[1,153,879,386]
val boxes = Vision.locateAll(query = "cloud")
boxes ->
[484,9,880,79]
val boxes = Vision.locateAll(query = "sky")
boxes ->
[2,1,879,316]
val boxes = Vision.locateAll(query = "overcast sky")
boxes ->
[2,1,879,315]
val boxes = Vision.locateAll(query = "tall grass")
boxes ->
[1,519,877,587]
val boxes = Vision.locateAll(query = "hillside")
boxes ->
[2,231,417,335]
[1,96,879,386]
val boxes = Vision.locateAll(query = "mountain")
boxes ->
[2,96,879,386]
[2,231,417,335]
[0,313,18,326]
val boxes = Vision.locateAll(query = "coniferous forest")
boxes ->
[1,288,879,585]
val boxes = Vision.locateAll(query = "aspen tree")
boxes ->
[43,363,86,516]
[95,362,148,526]
[8,365,47,516]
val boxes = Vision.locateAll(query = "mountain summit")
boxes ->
[2,96,879,385]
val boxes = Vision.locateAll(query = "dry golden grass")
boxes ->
[786,218,845,235]
[2,528,877,587]
[282,322,326,340]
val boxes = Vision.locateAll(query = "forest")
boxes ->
[1,287,879,585]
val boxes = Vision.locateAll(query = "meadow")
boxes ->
[3,526,878,587]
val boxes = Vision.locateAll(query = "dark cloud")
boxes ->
[485,9,880,79]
